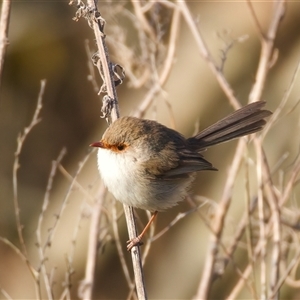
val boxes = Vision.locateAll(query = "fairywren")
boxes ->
[90,101,271,250]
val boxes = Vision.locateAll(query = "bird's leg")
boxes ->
[127,211,158,251]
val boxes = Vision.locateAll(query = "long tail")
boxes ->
[187,101,272,151]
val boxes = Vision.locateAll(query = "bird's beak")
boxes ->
[90,141,104,148]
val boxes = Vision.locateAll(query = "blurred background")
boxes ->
[1,1,300,299]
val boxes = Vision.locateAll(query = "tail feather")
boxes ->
[187,101,272,151]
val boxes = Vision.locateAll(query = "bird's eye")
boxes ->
[117,144,125,151]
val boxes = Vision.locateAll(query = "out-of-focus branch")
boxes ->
[255,138,267,299]
[248,0,286,103]
[194,139,246,300]
[260,144,281,299]
[134,6,181,118]
[131,0,156,42]
[0,0,11,89]
[227,151,300,298]
[177,0,241,110]
[78,183,107,300]
[12,80,45,259]
[36,148,67,300]
[262,60,300,140]
[188,0,285,298]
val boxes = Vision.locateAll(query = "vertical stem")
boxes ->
[0,0,12,89]
[78,1,147,299]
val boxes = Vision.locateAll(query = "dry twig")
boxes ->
[191,1,285,298]
[12,80,46,261]
[70,1,147,298]
[0,0,11,87]
[36,148,67,300]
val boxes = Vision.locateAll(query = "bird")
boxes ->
[90,101,271,250]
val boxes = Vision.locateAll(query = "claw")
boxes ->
[127,237,143,251]
[126,211,158,251]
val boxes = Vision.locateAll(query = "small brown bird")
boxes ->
[90,101,271,250]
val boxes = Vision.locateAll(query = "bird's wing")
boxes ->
[162,149,217,178]
[141,141,216,180]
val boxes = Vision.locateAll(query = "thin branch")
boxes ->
[261,59,300,140]
[41,151,92,260]
[0,0,11,88]
[78,183,107,300]
[58,164,97,204]
[226,145,299,299]
[151,204,205,242]
[141,211,156,266]
[36,148,67,300]
[177,0,241,110]
[246,0,265,39]
[133,6,181,118]
[248,0,286,103]
[272,246,300,297]
[159,7,180,86]
[225,219,274,299]
[85,39,100,94]
[70,1,147,298]
[280,158,300,207]
[255,138,267,299]
[130,0,156,42]
[0,237,38,279]
[65,205,88,298]
[12,80,46,259]
[190,0,284,297]
[194,139,246,299]
[123,205,148,300]
[112,202,136,294]
[260,145,281,300]
[86,0,120,120]
[91,0,147,296]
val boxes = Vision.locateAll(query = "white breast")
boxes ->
[97,148,142,207]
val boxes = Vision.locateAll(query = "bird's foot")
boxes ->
[127,236,144,251]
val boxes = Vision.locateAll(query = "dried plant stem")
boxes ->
[72,1,147,298]
[141,211,156,265]
[0,0,11,87]
[260,144,281,299]
[177,0,240,110]
[134,6,181,119]
[111,203,136,294]
[195,139,246,299]
[123,205,147,300]
[58,164,95,202]
[272,246,300,297]
[248,0,286,102]
[151,204,204,242]
[86,0,119,121]
[79,183,106,300]
[36,148,67,300]
[130,0,155,42]
[280,160,300,206]
[44,152,92,257]
[262,60,300,139]
[226,219,273,299]
[159,7,180,86]
[0,237,38,279]
[187,0,285,298]
[255,138,267,299]
[226,138,298,299]
[12,80,45,259]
